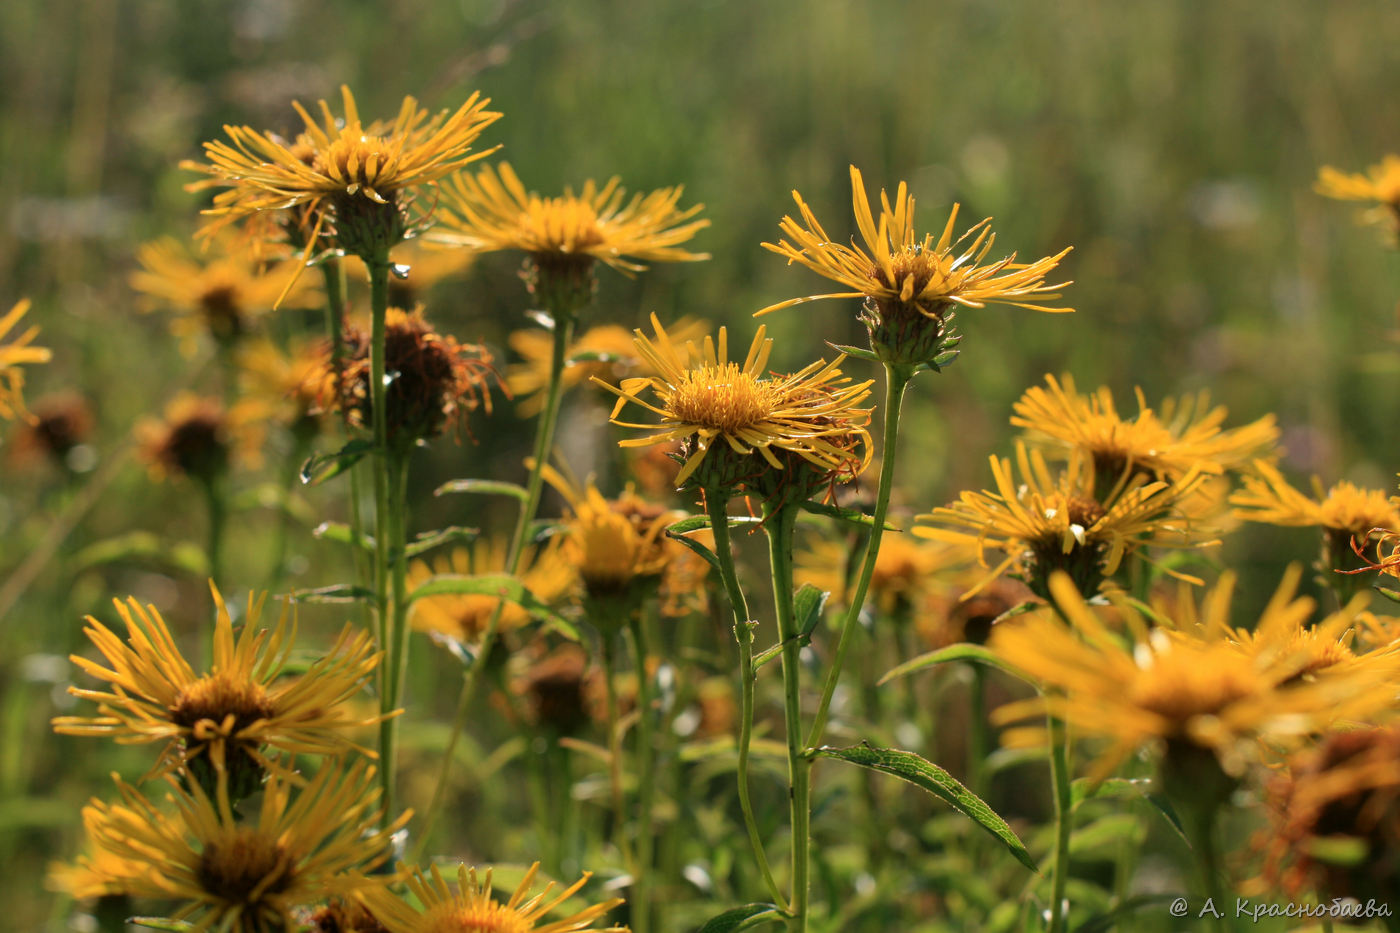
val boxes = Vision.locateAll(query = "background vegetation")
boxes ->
[6,1,1400,929]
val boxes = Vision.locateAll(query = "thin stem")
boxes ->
[1189,806,1228,933]
[1047,712,1073,933]
[629,614,656,933]
[806,364,913,749]
[601,632,635,869]
[409,290,579,858]
[705,492,788,911]
[199,474,227,666]
[382,449,412,828]
[968,662,989,800]
[366,254,396,827]
[768,504,809,933]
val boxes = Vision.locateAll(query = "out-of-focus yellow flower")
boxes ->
[992,571,1397,780]
[598,313,874,496]
[6,391,93,469]
[360,861,626,933]
[797,532,971,616]
[1317,156,1400,230]
[434,162,709,274]
[407,540,575,646]
[186,85,500,239]
[916,441,1216,599]
[507,319,708,417]
[0,299,52,422]
[53,583,386,794]
[83,760,403,932]
[130,236,319,351]
[1231,461,1399,538]
[135,392,267,483]
[45,845,141,901]
[1013,374,1278,485]
[541,462,679,604]
[236,336,326,438]
[760,166,1071,364]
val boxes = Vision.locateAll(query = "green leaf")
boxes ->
[129,920,195,932]
[694,904,785,933]
[1070,777,1152,809]
[1302,834,1369,866]
[300,439,374,486]
[1376,585,1400,605]
[666,514,764,571]
[878,644,1020,685]
[568,349,627,364]
[406,573,578,640]
[289,584,376,603]
[793,584,828,639]
[71,532,208,576]
[1069,813,1143,855]
[815,744,1036,871]
[799,499,900,530]
[435,478,530,502]
[824,342,883,363]
[404,526,481,559]
[313,521,374,551]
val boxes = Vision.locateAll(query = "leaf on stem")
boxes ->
[406,573,578,640]
[300,439,375,486]
[799,499,901,530]
[814,743,1037,871]
[434,478,530,502]
[694,904,786,932]
[878,644,1022,685]
[288,584,376,603]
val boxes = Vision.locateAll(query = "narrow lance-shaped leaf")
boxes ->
[301,439,374,486]
[878,644,1023,685]
[694,904,785,933]
[434,478,530,502]
[815,744,1036,871]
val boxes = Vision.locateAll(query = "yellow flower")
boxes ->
[0,299,52,422]
[541,462,680,603]
[130,235,320,350]
[236,336,327,437]
[46,845,142,901]
[134,392,267,483]
[315,307,503,447]
[83,759,404,933]
[359,861,627,933]
[186,85,500,234]
[407,540,575,646]
[598,313,874,494]
[797,531,971,615]
[1231,460,1399,537]
[1012,373,1279,484]
[760,166,1072,363]
[992,572,1396,780]
[1317,156,1400,230]
[53,583,386,793]
[6,391,93,469]
[507,319,708,417]
[915,441,1216,599]
[434,161,709,274]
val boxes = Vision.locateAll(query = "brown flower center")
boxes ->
[171,672,276,734]
[196,827,293,904]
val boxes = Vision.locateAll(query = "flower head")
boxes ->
[186,85,500,258]
[507,319,708,417]
[407,540,575,647]
[992,571,1396,782]
[131,235,319,351]
[0,299,52,422]
[135,392,266,484]
[237,336,328,440]
[1316,156,1400,231]
[359,860,626,933]
[6,391,93,469]
[598,314,873,499]
[317,307,503,448]
[53,583,386,797]
[540,463,681,616]
[434,162,709,276]
[916,441,1216,599]
[760,166,1072,363]
[797,531,971,616]
[1013,374,1278,486]
[82,759,404,933]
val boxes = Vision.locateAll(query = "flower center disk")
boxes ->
[670,365,774,434]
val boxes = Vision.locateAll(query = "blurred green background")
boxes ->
[5,0,1400,928]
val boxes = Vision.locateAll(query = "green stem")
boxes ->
[199,474,227,666]
[382,449,411,828]
[768,503,808,933]
[629,614,656,933]
[601,632,635,869]
[409,291,579,860]
[705,491,788,911]
[969,662,988,800]
[1187,802,1228,933]
[1047,712,1073,933]
[366,254,396,828]
[806,364,913,749]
